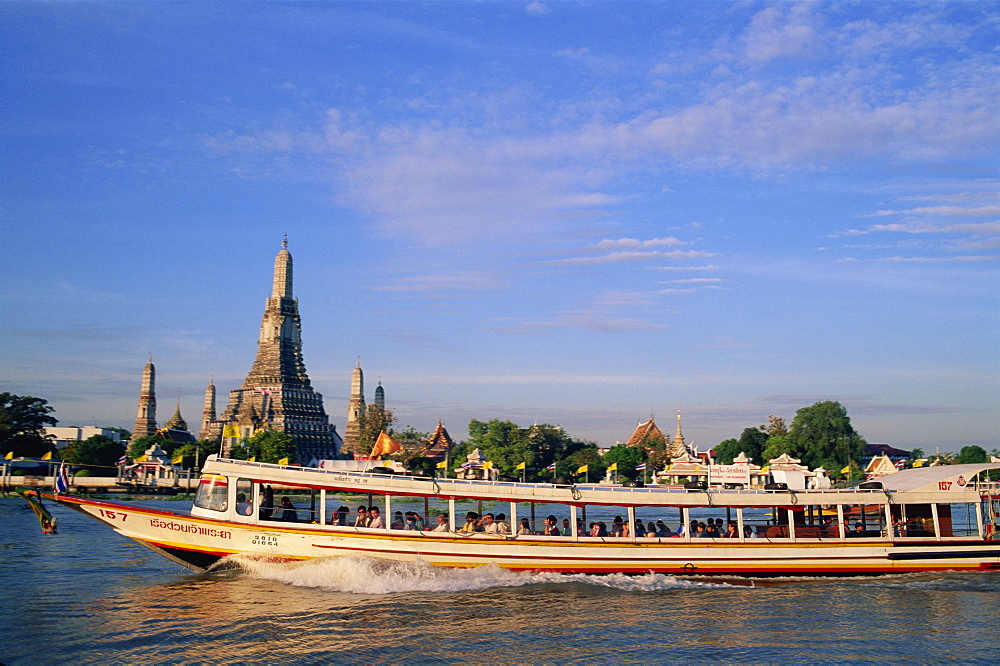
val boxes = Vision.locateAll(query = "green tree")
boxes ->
[467,419,532,473]
[356,404,395,455]
[61,435,125,474]
[230,429,297,464]
[761,434,795,462]
[789,401,867,471]
[908,448,925,463]
[602,444,647,480]
[0,393,58,458]
[712,438,742,465]
[129,434,171,459]
[958,445,987,464]
[737,427,769,464]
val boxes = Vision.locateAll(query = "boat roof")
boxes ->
[864,463,1000,493]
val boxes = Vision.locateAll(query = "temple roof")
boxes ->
[625,418,664,448]
[416,422,454,462]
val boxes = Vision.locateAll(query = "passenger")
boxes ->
[459,511,480,533]
[517,518,533,535]
[589,522,600,537]
[495,513,511,534]
[743,525,757,538]
[621,521,630,538]
[481,513,498,533]
[705,521,720,538]
[562,518,573,536]
[411,511,426,531]
[404,511,418,530]
[542,515,561,536]
[235,492,252,516]
[610,516,625,537]
[689,519,698,536]
[432,514,450,532]
[646,521,657,538]
[656,520,671,537]
[332,505,350,526]
[695,522,708,538]
[633,519,646,538]
[367,506,385,529]
[851,522,865,537]
[258,485,275,520]
[597,521,608,537]
[354,505,369,527]
[279,496,298,522]
[725,521,739,538]
[391,511,405,530]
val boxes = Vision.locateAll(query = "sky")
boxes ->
[2,1,997,454]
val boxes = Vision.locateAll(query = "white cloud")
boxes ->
[524,1,551,17]
[741,3,818,63]
[541,249,716,267]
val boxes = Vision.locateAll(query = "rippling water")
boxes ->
[2,497,998,664]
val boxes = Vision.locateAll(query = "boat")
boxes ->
[31,456,1000,577]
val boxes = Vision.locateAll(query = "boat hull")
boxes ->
[51,494,1000,576]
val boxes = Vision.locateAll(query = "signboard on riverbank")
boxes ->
[708,464,751,486]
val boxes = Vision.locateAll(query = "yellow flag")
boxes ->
[577,464,588,474]
[436,460,447,469]
[4,451,12,460]
[840,465,851,474]
[371,431,403,457]
[278,457,289,465]
[761,465,769,474]
[172,454,184,464]
[606,462,617,472]
[483,461,493,470]
[136,455,148,463]
[41,451,52,461]
[222,423,241,438]
[247,456,256,463]
[515,461,526,471]
[913,459,926,468]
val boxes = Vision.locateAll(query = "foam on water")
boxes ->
[225,554,733,595]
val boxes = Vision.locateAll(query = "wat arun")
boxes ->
[203,238,342,463]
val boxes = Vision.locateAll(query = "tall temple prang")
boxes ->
[343,360,366,456]
[132,357,157,438]
[209,238,342,463]
[199,379,216,440]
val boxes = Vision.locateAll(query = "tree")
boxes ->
[713,438,741,465]
[129,434,170,459]
[230,429,297,464]
[602,444,647,480]
[763,415,788,437]
[737,427,769,464]
[958,445,987,464]
[61,435,125,474]
[761,434,795,462]
[356,404,395,455]
[0,393,58,458]
[467,419,532,473]
[789,401,867,471]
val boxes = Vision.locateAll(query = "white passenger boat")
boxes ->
[41,456,1000,577]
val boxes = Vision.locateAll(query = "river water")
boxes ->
[2,496,998,664]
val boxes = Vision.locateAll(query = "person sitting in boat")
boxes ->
[542,515,561,536]
[743,525,758,538]
[331,506,350,526]
[494,513,511,535]
[258,485,275,520]
[432,514,449,532]
[610,516,625,537]
[518,518,533,535]
[633,519,646,538]
[279,497,298,522]
[391,511,405,530]
[459,511,480,533]
[695,522,709,537]
[724,521,739,538]
[704,521,720,538]
[411,511,425,531]
[646,521,657,538]
[481,513,498,533]
[235,492,253,516]
[656,520,672,537]
[354,505,368,527]
[367,506,385,529]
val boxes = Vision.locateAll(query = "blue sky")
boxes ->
[2,1,997,453]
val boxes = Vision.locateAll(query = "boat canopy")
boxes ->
[863,463,1000,494]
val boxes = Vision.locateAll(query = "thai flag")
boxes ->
[895,459,906,468]
[55,464,70,494]
[117,455,129,465]
[635,463,647,471]
[546,462,557,471]
[460,462,472,470]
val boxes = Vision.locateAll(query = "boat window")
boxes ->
[193,474,229,512]
[235,478,253,516]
